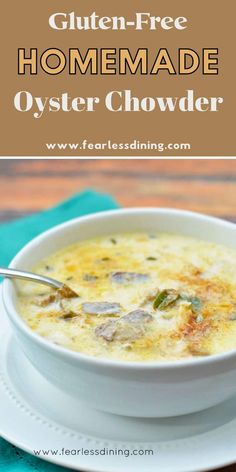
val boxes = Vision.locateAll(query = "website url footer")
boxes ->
[33,447,154,458]
[46,140,191,153]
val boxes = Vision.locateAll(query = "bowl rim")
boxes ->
[3,206,236,371]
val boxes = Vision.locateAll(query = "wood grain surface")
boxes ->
[0,159,235,223]
[0,158,236,472]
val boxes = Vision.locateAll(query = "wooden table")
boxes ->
[0,158,236,472]
[0,159,235,223]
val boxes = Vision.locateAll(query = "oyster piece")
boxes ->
[121,309,153,323]
[95,320,117,341]
[95,309,153,342]
[57,284,78,299]
[35,293,57,307]
[82,302,121,315]
[36,284,79,307]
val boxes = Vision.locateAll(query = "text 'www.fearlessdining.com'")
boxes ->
[33,447,155,458]
[45,141,191,153]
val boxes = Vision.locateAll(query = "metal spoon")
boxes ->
[0,266,78,297]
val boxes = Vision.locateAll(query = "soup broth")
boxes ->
[18,232,236,362]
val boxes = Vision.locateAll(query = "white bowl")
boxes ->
[3,208,236,418]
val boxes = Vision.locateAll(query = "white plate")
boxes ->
[1,285,236,472]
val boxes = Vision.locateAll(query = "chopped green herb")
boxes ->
[153,289,180,310]
[83,274,98,282]
[191,297,202,315]
[101,257,111,261]
[45,265,52,271]
[110,238,117,245]
[182,296,202,315]
[181,295,203,322]
[60,312,78,320]
[146,257,157,261]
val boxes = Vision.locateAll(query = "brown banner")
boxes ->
[0,1,234,156]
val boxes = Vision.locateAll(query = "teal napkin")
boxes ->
[0,189,119,471]
[0,189,119,267]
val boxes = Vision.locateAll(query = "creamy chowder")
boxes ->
[18,233,236,362]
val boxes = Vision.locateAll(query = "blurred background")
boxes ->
[0,159,235,223]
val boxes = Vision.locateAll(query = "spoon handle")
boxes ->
[0,267,63,290]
